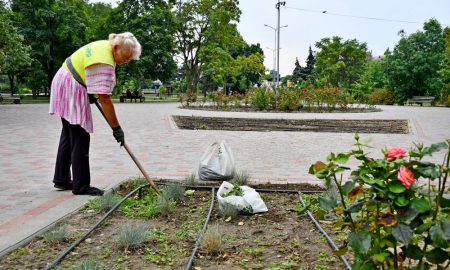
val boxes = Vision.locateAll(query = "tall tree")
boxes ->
[291,58,302,83]
[0,1,31,94]
[301,46,315,81]
[11,0,88,95]
[174,0,241,92]
[384,19,447,102]
[107,0,177,91]
[314,36,369,90]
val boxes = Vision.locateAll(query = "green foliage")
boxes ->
[368,88,395,105]
[175,0,241,92]
[223,183,244,197]
[314,36,369,90]
[117,222,148,251]
[249,87,270,110]
[71,257,104,270]
[202,224,222,254]
[87,193,122,213]
[218,202,239,219]
[120,189,159,218]
[384,19,447,103]
[42,225,69,244]
[161,183,185,203]
[156,193,176,217]
[309,136,450,269]
[352,59,389,102]
[230,170,250,186]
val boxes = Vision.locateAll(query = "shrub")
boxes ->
[161,183,185,203]
[156,194,176,217]
[368,88,395,105]
[218,203,239,220]
[230,170,250,186]
[42,226,69,244]
[278,88,299,111]
[71,257,104,270]
[158,85,167,99]
[249,87,269,110]
[202,224,222,254]
[87,193,122,213]
[309,135,450,269]
[117,222,148,251]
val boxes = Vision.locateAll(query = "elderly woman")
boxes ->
[49,32,141,196]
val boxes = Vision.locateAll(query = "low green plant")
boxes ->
[231,170,250,186]
[117,222,148,251]
[71,257,104,270]
[120,189,159,218]
[218,202,239,219]
[368,88,395,105]
[161,183,185,202]
[202,224,222,254]
[309,134,450,269]
[43,225,69,244]
[156,194,176,216]
[243,247,265,258]
[87,193,122,213]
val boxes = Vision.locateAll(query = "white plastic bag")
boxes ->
[217,181,268,214]
[199,141,235,181]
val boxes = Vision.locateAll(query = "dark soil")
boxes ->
[0,183,345,270]
[182,105,381,113]
[173,115,410,134]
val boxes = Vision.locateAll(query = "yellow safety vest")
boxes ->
[63,40,116,85]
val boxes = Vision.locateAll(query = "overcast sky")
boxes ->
[91,0,449,76]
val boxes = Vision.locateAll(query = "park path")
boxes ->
[0,103,449,256]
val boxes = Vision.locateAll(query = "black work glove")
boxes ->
[112,126,125,146]
[88,94,98,104]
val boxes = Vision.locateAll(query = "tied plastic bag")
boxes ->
[217,181,268,214]
[199,141,235,181]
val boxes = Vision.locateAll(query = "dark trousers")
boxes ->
[53,118,91,192]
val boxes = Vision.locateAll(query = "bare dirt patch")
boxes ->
[173,115,409,134]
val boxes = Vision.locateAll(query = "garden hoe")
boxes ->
[94,100,160,194]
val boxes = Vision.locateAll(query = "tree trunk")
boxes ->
[8,72,15,96]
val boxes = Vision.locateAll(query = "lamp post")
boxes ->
[275,0,286,88]
[264,23,287,89]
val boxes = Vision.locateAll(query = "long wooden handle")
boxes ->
[123,142,159,194]
[94,100,159,194]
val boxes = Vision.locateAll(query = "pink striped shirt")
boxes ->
[49,64,116,133]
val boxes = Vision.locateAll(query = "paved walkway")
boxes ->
[0,103,449,256]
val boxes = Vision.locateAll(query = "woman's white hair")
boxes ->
[108,32,142,60]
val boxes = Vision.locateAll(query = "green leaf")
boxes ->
[372,252,390,262]
[335,245,348,256]
[430,222,449,248]
[341,181,356,196]
[395,195,409,207]
[399,207,419,224]
[423,142,449,156]
[440,194,450,208]
[392,224,413,246]
[293,203,311,215]
[425,247,449,264]
[388,180,406,193]
[345,200,365,213]
[411,198,431,213]
[416,164,441,179]
[402,244,423,260]
[348,230,371,254]
[318,196,337,212]
[336,153,350,164]
[442,219,450,240]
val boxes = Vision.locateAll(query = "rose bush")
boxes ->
[309,134,450,269]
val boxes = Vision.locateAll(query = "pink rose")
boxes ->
[397,166,415,189]
[386,147,407,161]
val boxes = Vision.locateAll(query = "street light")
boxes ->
[264,24,287,88]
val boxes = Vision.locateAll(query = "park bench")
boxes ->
[119,91,145,103]
[0,94,21,104]
[406,96,435,106]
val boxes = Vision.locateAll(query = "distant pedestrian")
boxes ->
[49,32,141,195]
